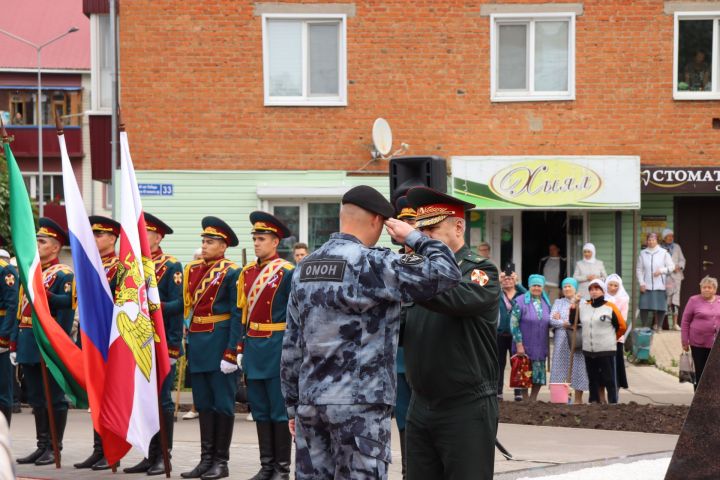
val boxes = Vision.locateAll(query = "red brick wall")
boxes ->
[119,0,719,170]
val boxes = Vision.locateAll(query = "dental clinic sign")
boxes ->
[641,167,720,193]
[452,156,641,210]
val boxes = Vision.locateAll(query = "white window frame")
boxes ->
[262,13,348,107]
[90,13,113,113]
[262,198,342,245]
[490,12,576,102]
[22,172,65,205]
[673,12,720,100]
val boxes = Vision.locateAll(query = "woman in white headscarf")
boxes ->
[573,243,607,298]
[606,273,630,397]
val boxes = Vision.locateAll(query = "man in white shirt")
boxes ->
[538,244,567,303]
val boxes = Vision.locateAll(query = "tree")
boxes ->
[0,138,38,257]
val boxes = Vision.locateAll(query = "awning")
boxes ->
[452,156,641,210]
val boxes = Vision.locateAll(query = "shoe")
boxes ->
[497,394,504,401]
[12,404,21,414]
[183,410,199,420]
[673,324,681,331]
[91,457,114,470]
[246,412,253,422]
[181,411,215,478]
[271,422,291,480]
[514,395,522,401]
[35,409,67,466]
[17,408,49,464]
[123,457,151,474]
[74,430,104,469]
[249,422,274,480]
[147,410,174,476]
[201,413,234,480]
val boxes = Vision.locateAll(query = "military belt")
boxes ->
[192,313,230,324]
[249,321,286,332]
[20,316,33,328]
[0,309,5,316]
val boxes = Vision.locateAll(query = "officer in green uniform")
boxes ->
[237,211,294,480]
[75,215,121,471]
[181,217,241,480]
[0,248,19,425]
[14,218,75,467]
[403,187,500,480]
[124,213,184,476]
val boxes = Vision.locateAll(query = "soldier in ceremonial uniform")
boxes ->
[394,196,416,480]
[75,215,120,470]
[124,213,183,476]
[403,187,500,480]
[0,247,19,425]
[237,212,294,480]
[181,217,241,480]
[14,218,75,466]
[281,185,462,480]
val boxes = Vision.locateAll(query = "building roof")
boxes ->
[0,0,90,71]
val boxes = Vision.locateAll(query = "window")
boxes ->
[91,14,114,111]
[270,201,340,261]
[262,14,347,106]
[22,173,64,204]
[674,13,720,99]
[0,89,82,126]
[491,13,575,102]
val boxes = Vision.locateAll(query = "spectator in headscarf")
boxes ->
[549,277,588,404]
[572,279,626,404]
[497,270,526,401]
[511,274,551,401]
[637,233,674,331]
[661,229,686,330]
[606,274,630,398]
[573,243,607,298]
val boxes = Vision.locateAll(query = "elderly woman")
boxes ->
[573,243,607,298]
[661,229,686,330]
[681,276,720,391]
[606,274,630,396]
[637,233,674,331]
[549,278,588,404]
[497,271,527,401]
[572,279,626,404]
[511,274,551,401]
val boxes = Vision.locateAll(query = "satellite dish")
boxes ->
[372,118,393,157]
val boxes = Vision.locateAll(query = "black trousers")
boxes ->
[406,394,498,480]
[584,354,617,404]
[691,346,712,391]
[496,333,513,395]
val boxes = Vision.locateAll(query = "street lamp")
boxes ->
[0,26,79,216]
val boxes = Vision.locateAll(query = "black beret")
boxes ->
[144,212,174,236]
[342,185,395,219]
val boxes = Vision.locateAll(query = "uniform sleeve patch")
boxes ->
[299,260,346,282]
[4,274,15,287]
[64,282,72,293]
[174,271,183,285]
[399,253,425,266]
[471,269,489,286]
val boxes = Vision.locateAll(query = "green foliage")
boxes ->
[0,139,39,256]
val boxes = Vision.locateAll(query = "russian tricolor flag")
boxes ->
[59,130,130,462]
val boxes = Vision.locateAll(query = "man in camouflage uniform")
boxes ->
[0,248,19,425]
[14,218,75,466]
[403,187,500,480]
[280,185,462,480]
[124,213,184,476]
[75,215,121,470]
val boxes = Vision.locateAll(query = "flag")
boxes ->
[58,130,129,462]
[3,133,87,407]
[100,129,170,461]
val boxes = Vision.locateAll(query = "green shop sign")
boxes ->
[452,156,641,210]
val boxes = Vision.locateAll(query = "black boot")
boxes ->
[123,457,151,474]
[399,428,407,480]
[201,414,234,480]
[35,408,67,466]
[271,422,291,480]
[0,404,11,426]
[181,411,215,478]
[17,407,49,464]
[91,455,117,471]
[74,430,104,469]
[249,422,275,480]
[147,410,174,475]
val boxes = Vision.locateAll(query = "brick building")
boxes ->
[85,0,720,312]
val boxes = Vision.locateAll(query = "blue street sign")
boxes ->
[138,183,174,196]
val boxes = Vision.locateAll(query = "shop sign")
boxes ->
[452,156,640,210]
[641,167,720,193]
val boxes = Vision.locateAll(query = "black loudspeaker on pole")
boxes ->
[389,156,447,205]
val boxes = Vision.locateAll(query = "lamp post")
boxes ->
[0,27,78,217]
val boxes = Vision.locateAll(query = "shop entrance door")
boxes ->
[676,197,720,309]
[521,212,568,287]
[488,211,522,279]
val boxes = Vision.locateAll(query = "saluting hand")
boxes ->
[385,218,415,244]
[289,419,296,439]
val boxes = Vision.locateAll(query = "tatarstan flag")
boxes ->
[3,129,87,407]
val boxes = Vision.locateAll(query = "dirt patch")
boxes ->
[499,401,689,435]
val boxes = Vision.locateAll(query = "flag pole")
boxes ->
[39,357,61,468]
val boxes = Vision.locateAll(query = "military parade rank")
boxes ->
[237,211,294,480]
[15,218,74,467]
[0,252,19,425]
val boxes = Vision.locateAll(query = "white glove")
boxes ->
[236,353,243,368]
[169,357,178,366]
[0,347,8,354]
[9,352,17,366]
[220,360,238,374]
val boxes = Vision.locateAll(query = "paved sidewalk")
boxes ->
[648,330,683,376]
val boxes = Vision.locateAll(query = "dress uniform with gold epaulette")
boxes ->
[238,211,294,480]
[14,218,75,467]
[181,216,241,480]
[0,256,19,424]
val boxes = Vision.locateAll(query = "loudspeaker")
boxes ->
[389,156,447,204]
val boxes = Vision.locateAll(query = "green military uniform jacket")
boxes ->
[153,249,184,358]
[404,244,500,405]
[14,259,76,365]
[0,260,19,350]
